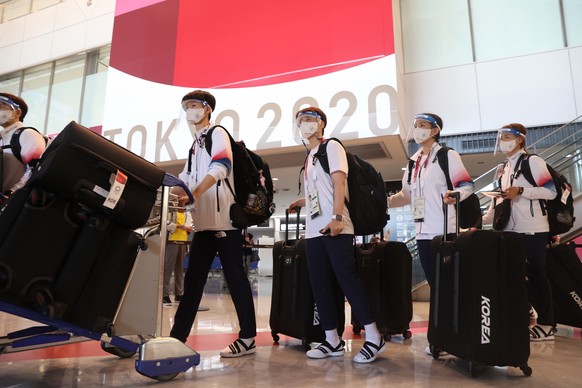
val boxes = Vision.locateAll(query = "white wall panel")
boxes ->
[403,65,481,134]
[0,17,26,47]
[51,23,87,60]
[54,0,87,30]
[476,51,577,129]
[84,12,114,49]
[20,34,53,67]
[23,6,57,40]
[0,44,22,73]
[569,46,582,117]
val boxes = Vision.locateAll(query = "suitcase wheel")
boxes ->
[352,325,362,335]
[429,344,441,360]
[520,364,533,377]
[403,330,412,340]
[271,331,280,343]
[382,332,392,342]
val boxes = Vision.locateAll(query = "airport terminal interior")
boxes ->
[1,271,581,387]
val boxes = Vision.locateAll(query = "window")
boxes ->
[47,55,85,135]
[21,63,51,133]
[81,46,110,128]
[400,0,473,72]
[563,0,582,47]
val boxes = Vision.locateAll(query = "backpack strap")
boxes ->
[435,146,454,191]
[513,153,541,217]
[3,126,44,166]
[406,158,415,185]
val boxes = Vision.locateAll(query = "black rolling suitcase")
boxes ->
[428,195,532,377]
[0,188,85,307]
[545,242,582,328]
[353,239,413,340]
[270,208,345,351]
[28,121,165,229]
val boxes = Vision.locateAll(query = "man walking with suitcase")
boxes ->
[288,106,385,363]
[170,90,257,358]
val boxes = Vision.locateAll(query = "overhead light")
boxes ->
[272,178,279,181]
[566,154,572,158]
[401,167,407,171]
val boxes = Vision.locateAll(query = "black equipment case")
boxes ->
[545,242,582,328]
[28,121,165,229]
[269,208,344,351]
[428,195,532,377]
[353,239,413,340]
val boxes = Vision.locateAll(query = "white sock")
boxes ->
[325,329,340,347]
[364,322,381,344]
[239,337,255,347]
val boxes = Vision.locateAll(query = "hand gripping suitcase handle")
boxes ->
[441,191,460,241]
[284,206,301,242]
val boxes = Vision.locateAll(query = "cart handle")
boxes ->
[162,174,195,205]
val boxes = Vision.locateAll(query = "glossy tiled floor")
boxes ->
[1,272,581,387]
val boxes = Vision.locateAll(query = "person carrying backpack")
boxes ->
[288,106,385,363]
[170,90,257,358]
[482,123,557,341]
[0,93,46,201]
[388,113,475,356]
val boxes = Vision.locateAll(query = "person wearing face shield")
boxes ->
[169,90,257,358]
[482,123,557,341]
[288,106,386,363]
[0,93,46,201]
[388,113,474,355]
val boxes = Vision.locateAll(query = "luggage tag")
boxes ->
[308,190,321,219]
[413,197,425,222]
[103,170,128,209]
[561,186,570,204]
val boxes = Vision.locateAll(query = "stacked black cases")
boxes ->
[0,188,84,307]
[28,121,164,229]
[353,240,413,340]
[545,243,582,328]
[429,230,532,377]
[269,210,344,351]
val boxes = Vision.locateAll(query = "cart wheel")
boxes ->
[468,361,477,378]
[352,325,361,335]
[152,373,179,381]
[403,330,412,339]
[429,344,440,360]
[302,339,311,352]
[520,364,533,377]
[272,331,280,343]
[100,342,137,358]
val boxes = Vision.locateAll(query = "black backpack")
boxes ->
[193,125,275,228]
[516,154,575,236]
[407,146,483,229]
[313,138,389,236]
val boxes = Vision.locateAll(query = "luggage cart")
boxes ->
[0,174,199,381]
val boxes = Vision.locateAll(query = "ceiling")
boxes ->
[158,136,505,217]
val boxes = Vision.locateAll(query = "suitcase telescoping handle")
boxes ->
[441,191,460,241]
[285,206,301,243]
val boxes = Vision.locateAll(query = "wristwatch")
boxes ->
[331,214,343,221]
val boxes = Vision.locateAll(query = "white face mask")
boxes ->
[499,139,517,154]
[186,108,205,123]
[0,109,12,126]
[299,121,318,139]
[413,127,432,144]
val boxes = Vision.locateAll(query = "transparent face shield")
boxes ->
[494,127,525,156]
[175,98,213,131]
[295,110,322,127]
[406,114,440,147]
[0,96,18,126]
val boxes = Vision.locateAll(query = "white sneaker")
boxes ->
[306,340,345,359]
[353,339,387,363]
[220,338,256,358]
[529,325,555,341]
